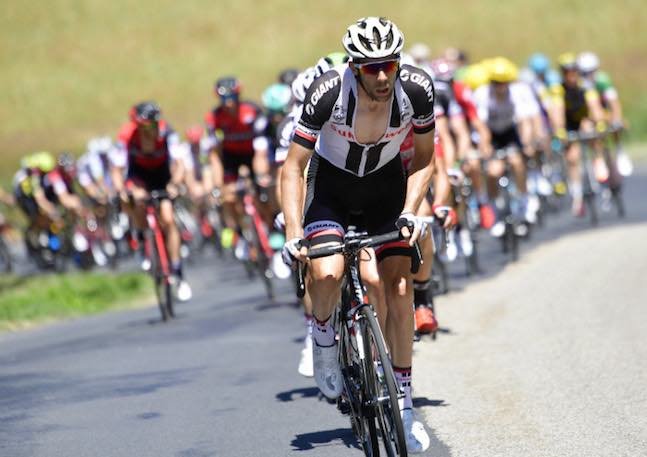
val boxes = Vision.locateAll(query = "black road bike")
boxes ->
[296,227,420,456]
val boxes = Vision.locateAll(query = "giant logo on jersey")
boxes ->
[305,75,341,116]
[399,68,434,103]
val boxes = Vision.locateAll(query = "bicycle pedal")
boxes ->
[337,397,351,415]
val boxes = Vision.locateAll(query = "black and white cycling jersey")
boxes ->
[293,64,435,177]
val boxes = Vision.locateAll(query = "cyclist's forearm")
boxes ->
[60,192,83,216]
[253,147,271,178]
[430,155,451,208]
[609,99,623,124]
[404,156,436,214]
[34,191,57,217]
[519,118,534,153]
[209,150,224,188]
[111,167,125,193]
[280,145,310,240]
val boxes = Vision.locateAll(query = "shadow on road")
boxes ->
[290,427,360,451]
[413,396,449,409]
[275,386,320,402]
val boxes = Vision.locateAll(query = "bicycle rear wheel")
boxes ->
[246,221,274,300]
[0,237,12,273]
[359,306,408,456]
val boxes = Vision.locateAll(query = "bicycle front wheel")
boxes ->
[149,231,172,321]
[359,306,408,456]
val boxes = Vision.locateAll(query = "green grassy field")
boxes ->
[0,272,153,330]
[2,0,646,179]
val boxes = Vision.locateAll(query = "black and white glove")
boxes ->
[282,237,304,267]
[395,212,422,236]
[273,212,286,233]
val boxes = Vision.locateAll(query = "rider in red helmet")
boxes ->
[205,77,271,255]
[111,101,192,301]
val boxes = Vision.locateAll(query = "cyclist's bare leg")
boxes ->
[464,156,484,199]
[449,115,472,167]
[565,141,582,196]
[378,255,414,368]
[221,181,242,229]
[126,185,148,231]
[159,199,181,265]
[508,151,528,193]
[308,254,344,324]
[357,247,387,329]
[486,159,505,199]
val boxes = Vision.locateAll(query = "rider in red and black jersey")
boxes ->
[205,77,271,250]
[111,101,192,301]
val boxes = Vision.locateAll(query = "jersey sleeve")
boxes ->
[399,65,435,134]
[293,70,342,149]
[512,82,540,120]
[473,86,490,122]
[453,81,479,122]
[274,111,299,164]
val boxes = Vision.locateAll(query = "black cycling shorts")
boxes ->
[303,153,413,261]
[491,126,522,151]
[127,163,171,192]
[14,189,39,219]
[223,152,255,184]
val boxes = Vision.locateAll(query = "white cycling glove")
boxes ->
[395,212,422,236]
[281,237,303,267]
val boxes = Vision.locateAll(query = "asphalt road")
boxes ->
[1,169,646,457]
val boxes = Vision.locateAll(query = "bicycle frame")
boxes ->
[145,202,170,280]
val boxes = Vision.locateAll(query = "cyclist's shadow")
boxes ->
[290,427,360,451]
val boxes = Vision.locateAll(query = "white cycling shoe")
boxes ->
[140,258,152,272]
[176,280,192,302]
[401,408,431,454]
[298,333,314,378]
[313,342,343,399]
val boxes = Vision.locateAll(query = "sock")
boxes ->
[312,315,335,347]
[172,260,183,279]
[413,280,431,307]
[304,313,313,338]
[394,366,413,411]
[569,181,583,199]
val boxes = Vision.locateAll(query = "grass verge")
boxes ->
[0,272,154,331]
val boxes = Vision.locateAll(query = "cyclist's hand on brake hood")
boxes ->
[396,212,422,246]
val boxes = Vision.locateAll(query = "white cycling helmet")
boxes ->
[291,67,318,104]
[342,17,404,62]
[577,51,600,73]
[408,43,431,63]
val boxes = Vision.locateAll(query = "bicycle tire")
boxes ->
[611,188,626,218]
[149,231,170,321]
[359,306,408,456]
[156,230,175,319]
[0,238,11,273]
[247,220,274,300]
[336,310,378,456]
[584,194,598,226]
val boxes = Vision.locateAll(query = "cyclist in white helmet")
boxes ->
[577,51,632,177]
[281,17,443,453]
[274,65,319,378]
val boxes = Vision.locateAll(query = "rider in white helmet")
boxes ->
[282,17,443,453]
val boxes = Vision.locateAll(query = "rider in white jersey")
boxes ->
[282,17,441,453]
[473,57,541,236]
[78,137,115,203]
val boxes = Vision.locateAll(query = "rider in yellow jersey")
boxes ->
[550,53,606,217]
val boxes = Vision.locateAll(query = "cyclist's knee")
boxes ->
[159,202,175,229]
[310,257,344,285]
